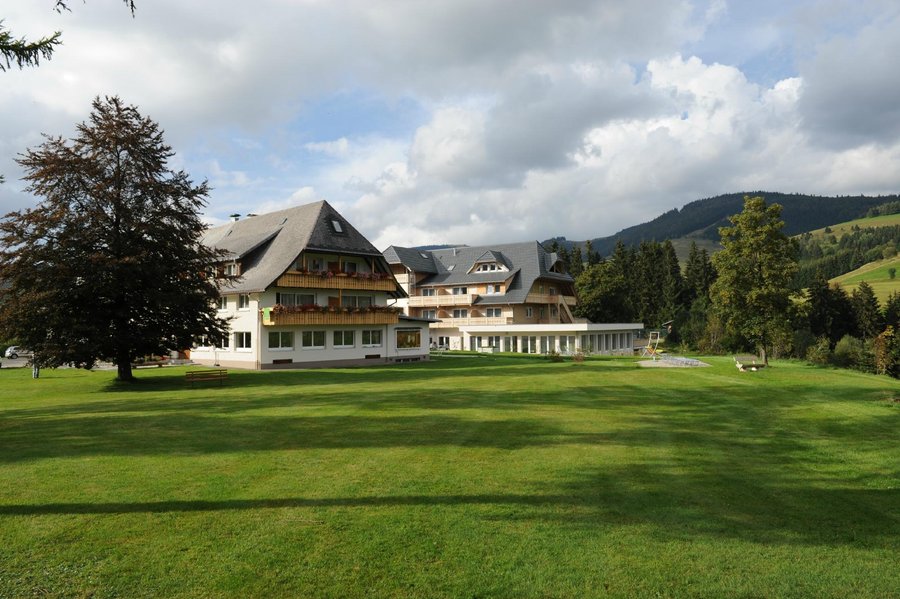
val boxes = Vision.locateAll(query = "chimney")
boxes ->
[229,213,241,222]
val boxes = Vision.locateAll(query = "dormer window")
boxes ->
[224,263,238,277]
[330,219,345,234]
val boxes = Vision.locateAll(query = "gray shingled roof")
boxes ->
[204,200,399,294]
[384,241,574,305]
[383,246,438,274]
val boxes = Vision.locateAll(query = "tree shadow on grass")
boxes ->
[2,473,897,550]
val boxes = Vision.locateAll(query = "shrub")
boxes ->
[792,328,816,359]
[806,337,832,365]
[546,351,564,363]
[832,335,864,369]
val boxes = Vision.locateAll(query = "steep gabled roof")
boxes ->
[384,241,574,304]
[204,200,394,294]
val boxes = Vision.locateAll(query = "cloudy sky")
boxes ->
[2,0,900,249]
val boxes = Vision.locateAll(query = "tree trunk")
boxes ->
[116,348,134,381]
[760,345,768,366]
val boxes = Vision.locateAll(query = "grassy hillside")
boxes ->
[808,213,900,238]
[2,357,899,598]
[831,256,900,303]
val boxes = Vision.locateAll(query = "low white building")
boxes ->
[190,201,431,369]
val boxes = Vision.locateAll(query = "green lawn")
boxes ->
[1,356,898,598]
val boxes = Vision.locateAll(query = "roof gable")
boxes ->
[204,200,392,293]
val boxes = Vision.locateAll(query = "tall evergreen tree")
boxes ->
[851,281,883,339]
[683,241,716,303]
[660,239,684,321]
[884,291,900,331]
[0,96,229,381]
[569,246,584,277]
[584,239,600,266]
[710,196,798,364]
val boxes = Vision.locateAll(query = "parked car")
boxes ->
[4,346,33,359]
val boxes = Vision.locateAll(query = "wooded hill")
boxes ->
[547,192,898,257]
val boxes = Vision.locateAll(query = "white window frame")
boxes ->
[238,294,250,310]
[422,309,436,319]
[452,287,468,295]
[301,330,326,350]
[452,308,468,318]
[268,331,293,350]
[421,288,436,297]
[217,296,228,310]
[333,330,355,348]
[235,331,252,351]
[526,307,534,318]
[362,329,382,347]
[485,308,502,318]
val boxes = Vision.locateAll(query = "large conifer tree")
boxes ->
[0,96,228,381]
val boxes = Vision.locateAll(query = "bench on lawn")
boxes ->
[734,355,766,372]
[185,369,228,386]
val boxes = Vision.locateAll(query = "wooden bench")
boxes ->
[186,369,228,386]
[734,355,766,372]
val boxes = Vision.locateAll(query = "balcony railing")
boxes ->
[430,316,513,327]
[276,271,397,292]
[407,293,479,307]
[525,293,577,306]
[261,307,400,326]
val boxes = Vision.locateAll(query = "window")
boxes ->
[362,329,382,347]
[301,330,326,349]
[331,219,344,233]
[452,287,467,295]
[396,328,421,349]
[343,261,357,274]
[333,330,354,347]
[218,335,230,349]
[238,294,250,309]
[268,331,293,349]
[485,308,502,318]
[526,307,534,318]
[342,295,373,308]
[421,288,436,297]
[224,263,238,276]
[217,296,228,310]
[194,335,211,348]
[310,258,324,271]
[540,307,545,318]
[235,331,252,349]
[549,287,557,295]
[423,310,436,319]
[486,284,501,294]
[276,292,315,306]
[452,309,468,318]
[551,306,558,316]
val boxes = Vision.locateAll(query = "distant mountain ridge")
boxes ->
[546,192,899,256]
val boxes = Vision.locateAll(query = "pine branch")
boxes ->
[0,25,62,72]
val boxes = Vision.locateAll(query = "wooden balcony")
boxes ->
[430,317,513,328]
[407,293,479,307]
[276,271,397,292]
[261,308,399,326]
[525,293,577,306]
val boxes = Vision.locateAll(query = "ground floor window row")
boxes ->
[195,328,424,352]
[441,332,634,353]
[270,329,385,350]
